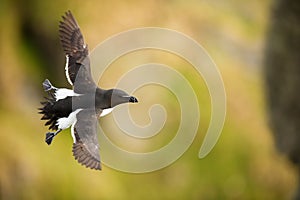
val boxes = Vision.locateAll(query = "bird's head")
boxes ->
[110,89,138,107]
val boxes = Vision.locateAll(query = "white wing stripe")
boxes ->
[65,55,73,85]
[71,121,77,143]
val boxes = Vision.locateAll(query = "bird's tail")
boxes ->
[38,80,58,130]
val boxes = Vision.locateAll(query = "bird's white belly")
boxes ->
[55,88,82,101]
[100,108,114,117]
[56,109,82,130]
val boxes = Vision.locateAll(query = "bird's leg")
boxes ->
[45,129,62,145]
[43,79,57,92]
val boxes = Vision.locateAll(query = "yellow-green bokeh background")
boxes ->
[0,0,297,199]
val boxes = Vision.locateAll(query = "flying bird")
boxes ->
[39,11,138,170]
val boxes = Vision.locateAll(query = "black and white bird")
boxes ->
[39,11,138,170]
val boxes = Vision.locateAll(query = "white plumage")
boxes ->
[56,109,82,130]
[55,88,82,101]
[65,55,73,85]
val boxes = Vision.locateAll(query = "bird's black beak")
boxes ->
[129,96,138,103]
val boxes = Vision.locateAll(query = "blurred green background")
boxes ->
[0,0,297,199]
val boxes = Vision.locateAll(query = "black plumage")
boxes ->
[39,11,138,170]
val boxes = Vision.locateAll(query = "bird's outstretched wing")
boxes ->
[59,11,97,93]
[72,109,101,170]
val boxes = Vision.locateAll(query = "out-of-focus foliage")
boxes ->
[0,0,297,199]
[264,0,300,198]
